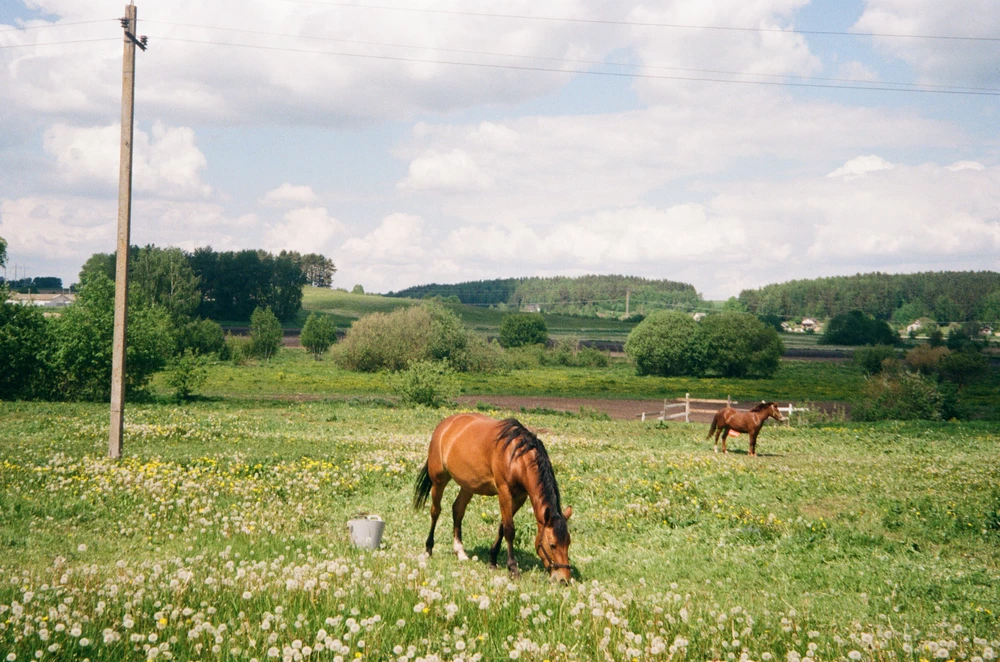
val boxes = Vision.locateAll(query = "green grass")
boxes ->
[297,287,639,339]
[1,401,999,661]
[160,349,865,403]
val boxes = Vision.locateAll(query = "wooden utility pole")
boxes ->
[109,3,145,459]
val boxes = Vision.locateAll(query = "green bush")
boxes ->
[624,311,705,376]
[822,310,898,346]
[51,274,175,401]
[852,371,943,421]
[575,346,610,368]
[458,333,508,374]
[853,344,899,375]
[0,300,56,400]
[498,313,548,348]
[248,306,282,360]
[165,349,209,402]
[904,344,950,374]
[698,312,783,378]
[390,360,457,408]
[937,350,989,386]
[300,312,336,359]
[177,318,226,357]
[224,334,251,364]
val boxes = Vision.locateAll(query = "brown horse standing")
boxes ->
[414,414,573,582]
[707,401,784,456]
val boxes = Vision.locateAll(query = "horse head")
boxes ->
[765,401,785,422]
[535,506,573,583]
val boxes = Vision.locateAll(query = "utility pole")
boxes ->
[109,3,146,459]
[625,288,630,318]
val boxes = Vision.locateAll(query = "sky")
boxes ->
[1,0,998,299]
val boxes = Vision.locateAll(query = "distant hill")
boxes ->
[738,271,1000,323]
[386,274,702,317]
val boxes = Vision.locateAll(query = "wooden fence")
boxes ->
[638,394,809,425]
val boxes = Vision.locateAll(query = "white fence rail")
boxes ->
[638,394,809,425]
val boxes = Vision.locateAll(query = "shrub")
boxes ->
[248,306,282,360]
[300,312,336,359]
[498,313,548,348]
[177,318,226,357]
[852,371,943,421]
[853,344,899,375]
[937,350,989,387]
[905,344,950,374]
[459,333,508,374]
[51,274,175,401]
[391,360,458,408]
[698,312,783,378]
[575,346,610,368]
[624,311,705,376]
[0,300,56,400]
[822,310,898,346]
[224,334,251,364]
[165,349,209,402]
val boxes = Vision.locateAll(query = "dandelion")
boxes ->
[78,544,87,552]
[848,652,862,661]
[80,638,91,647]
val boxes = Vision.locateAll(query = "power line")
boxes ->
[0,18,115,33]
[142,20,1000,94]
[284,1,1000,43]
[0,38,119,49]
[147,35,1000,97]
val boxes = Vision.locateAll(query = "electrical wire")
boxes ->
[0,18,116,33]
[283,1,1000,43]
[0,38,119,49]
[141,20,1000,94]
[146,35,1000,96]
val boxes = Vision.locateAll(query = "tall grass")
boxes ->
[2,400,999,661]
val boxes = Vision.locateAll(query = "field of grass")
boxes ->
[158,350,865,404]
[297,287,638,340]
[2,400,999,661]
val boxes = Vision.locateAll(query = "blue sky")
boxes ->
[1,0,998,298]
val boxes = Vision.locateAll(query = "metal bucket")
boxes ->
[347,515,385,550]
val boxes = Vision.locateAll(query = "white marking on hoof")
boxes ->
[454,540,469,561]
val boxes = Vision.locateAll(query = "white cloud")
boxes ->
[260,184,320,206]
[0,196,115,261]
[42,122,211,198]
[265,207,346,254]
[340,213,427,262]
[853,0,1000,86]
[827,155,895,180]
[399,149,495,192]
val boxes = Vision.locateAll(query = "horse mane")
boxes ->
[496,419,569,543]
[750,401,774,412]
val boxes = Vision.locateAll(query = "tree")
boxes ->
[698,313,783,378]
[301,253,337,288]
[52,274,174,400]
[624,311,705,377]
[165,349,209,402]
[498,313,548,348]
[0,236,6,269]
[300,312,336,359]
[248,306,282,360]
[821,310,897,346]
[0,300,56,400]
[352,284,365,295]
[981,290,1000,326]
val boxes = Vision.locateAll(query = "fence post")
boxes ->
[727,394,731,407]
[662,399,667,421]
[685,393,690,423]
[788,403,793,426]
[641,412,646,422]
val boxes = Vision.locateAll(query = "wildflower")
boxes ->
[78,544,87,552]
[848,652,862,661]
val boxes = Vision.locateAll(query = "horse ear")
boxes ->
[563,506,573,520]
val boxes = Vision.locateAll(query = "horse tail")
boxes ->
[413,462,433,510]
[706,414,718,439]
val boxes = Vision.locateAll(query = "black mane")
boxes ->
[496,418,569,543]
[750,401,774,412]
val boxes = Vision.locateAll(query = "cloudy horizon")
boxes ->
[1,0,998,299]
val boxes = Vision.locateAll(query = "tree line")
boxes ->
[738,271,1000,324]
[387,274,702,317]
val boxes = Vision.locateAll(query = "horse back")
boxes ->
[429,413,503,495]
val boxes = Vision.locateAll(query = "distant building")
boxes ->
[521,303,541,313]
[692,312,707,321]
[801,318,818,330]
[9,292,76,307]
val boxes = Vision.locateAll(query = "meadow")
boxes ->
[2,397,999,662]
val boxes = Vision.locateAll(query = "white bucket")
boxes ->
[347,515,385,550]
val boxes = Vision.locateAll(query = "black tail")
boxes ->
[413,462,433,510]
[706,415,717,439]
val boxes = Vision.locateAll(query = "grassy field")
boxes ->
[2,400,999,661]
[160,350,865,404]
[297,287,638,340]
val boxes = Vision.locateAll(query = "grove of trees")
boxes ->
[387,274,702,317]
[738,271,1000,323]
[624,311,783,378]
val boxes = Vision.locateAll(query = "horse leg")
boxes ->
[451,487,474,561]
[721,427,729,454]
[425,478,448,556]
[749,430,758,457]
[489,492,527,570]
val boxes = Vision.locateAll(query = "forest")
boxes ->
[737,271,1000,323]
[387,274,702,316]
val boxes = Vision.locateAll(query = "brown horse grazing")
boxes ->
[707,401,784,456]
[414,414,573,582]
